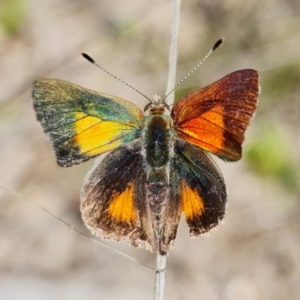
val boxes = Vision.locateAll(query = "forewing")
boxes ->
[80,141,152,250]
[32,79,143,166]
[171,69,259,161]
[171,139,227,235]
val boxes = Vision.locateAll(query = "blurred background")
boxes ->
[0,0,300,299]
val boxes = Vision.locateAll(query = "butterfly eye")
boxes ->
[163,103,170,111]
[144,103,152,112]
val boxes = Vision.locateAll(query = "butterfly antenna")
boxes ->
[165,38,224,101]
[82,53,152,103]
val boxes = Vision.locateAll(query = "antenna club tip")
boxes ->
[82,53,95,64]
[212,38,224,51]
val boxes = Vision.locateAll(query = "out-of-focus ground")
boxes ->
[0,1,300,299]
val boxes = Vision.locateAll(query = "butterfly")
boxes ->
[32,68,259,254]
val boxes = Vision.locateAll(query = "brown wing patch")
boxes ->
[171,139,227,236]
[81,142,155,251]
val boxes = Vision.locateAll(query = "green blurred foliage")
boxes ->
[262,65,300,107]
[0,0,25,35]
[245,123,299,193]
[111,20,139,39]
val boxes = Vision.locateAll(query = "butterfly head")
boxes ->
[144,93,170,115]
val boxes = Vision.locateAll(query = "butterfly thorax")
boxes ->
[142,114,173,168]
[142,96,173,168]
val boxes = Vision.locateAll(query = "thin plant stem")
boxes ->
[154,0,181,300]
[165,0,181,105]
[155,253,168,300]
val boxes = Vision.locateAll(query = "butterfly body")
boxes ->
[141,104,176,252]
[32,69,259,253]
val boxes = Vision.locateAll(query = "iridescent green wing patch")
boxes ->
[32,79,143,167]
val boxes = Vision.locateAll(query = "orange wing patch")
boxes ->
[74,112,135,156]
[181,180,204,219]
[108,183,137,222]
[177,105,226,155]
